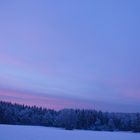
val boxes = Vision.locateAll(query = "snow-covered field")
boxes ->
[0,124,139,140]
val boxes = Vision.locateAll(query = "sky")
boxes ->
[0,0,140,112]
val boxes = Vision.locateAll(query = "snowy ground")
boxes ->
[0,124,140,140]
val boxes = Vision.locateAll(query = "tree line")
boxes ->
[0,101,139,132]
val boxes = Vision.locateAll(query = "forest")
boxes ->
[0,101,140,132]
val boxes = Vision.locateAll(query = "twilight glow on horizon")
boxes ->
[0,0,140,112]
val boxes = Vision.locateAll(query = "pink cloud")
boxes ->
[0,52,50,75]
[0,52,26,68]
[123,89,140,99]
[0,89,95,110]
[1,88,134,112]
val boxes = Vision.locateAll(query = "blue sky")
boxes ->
[0,0,140,112]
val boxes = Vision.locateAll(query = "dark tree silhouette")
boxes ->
[0,101,139,132]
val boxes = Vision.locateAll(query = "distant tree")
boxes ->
[108,118,115,131]
[55,109,78,130]
[132,113,140,132]
[0,101,139,132]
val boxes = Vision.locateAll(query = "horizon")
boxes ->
[0,0,140,113]
[0,100,138,114]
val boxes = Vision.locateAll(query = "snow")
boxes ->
[0,124,140,140]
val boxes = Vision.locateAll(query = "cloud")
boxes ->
[0,52,25,67]
[0,87,95,110]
